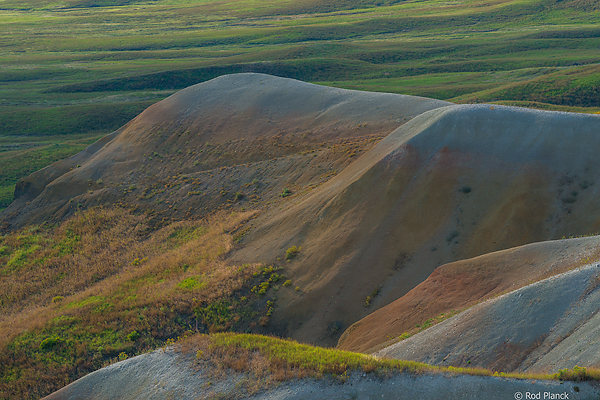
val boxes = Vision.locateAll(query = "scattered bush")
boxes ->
[285,246,300,260]
[556,365,600,381]
[51,296,64,303]
[39,336,63,351]
[365,286,381,307]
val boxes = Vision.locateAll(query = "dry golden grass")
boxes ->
[179,333,600,391]
[0,207,275,400]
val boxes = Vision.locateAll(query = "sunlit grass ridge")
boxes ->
[186,332,600,383]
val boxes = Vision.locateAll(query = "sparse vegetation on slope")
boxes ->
[181,332,600,385]
[0,207,290,400]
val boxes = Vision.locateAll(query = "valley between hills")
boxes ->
[2,73,600,399]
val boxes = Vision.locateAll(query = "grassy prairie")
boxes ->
[1,0,600,209]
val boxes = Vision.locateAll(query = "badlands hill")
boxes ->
[5,73,600,398]
[376,260,600,374]
[232,99,600,346]
[5,73,600,348]
[2,73,448,229]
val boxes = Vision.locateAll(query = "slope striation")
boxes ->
[376,262,600,373]
[338,236,600,353]
[233,103,600,346]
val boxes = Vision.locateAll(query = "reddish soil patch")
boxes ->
[338,237,600,353]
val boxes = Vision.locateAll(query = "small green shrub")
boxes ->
[52,296,64,303]
[127,331,140,341]
[280,188,291,197]
[283,280,292,287]
[177,276,207,291]
[285,246,300,260]
[39,336,63,351]
[557,365,597,381]
[262,266,275,275]
[252,281,271,295]
[365,287,381,307]
[196,300,232,326]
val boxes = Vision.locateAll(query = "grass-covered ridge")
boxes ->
[0,207,294,400]
[184,332,600,383]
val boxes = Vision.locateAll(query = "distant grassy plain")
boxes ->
[1,0,600,208]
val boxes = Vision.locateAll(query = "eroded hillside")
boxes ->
[4,74,600,399]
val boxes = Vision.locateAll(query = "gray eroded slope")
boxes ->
[376,262,600,373]
[338,236,600,354]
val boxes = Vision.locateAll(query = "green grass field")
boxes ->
[1,0,600,208]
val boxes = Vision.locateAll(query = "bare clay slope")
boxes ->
[376,261,600,374]
[1,73,447,228]
[233,104,600,347]
[338,236,600,354]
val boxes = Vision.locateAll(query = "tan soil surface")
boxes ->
[2,73,447,229]
[232,103,600,346]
